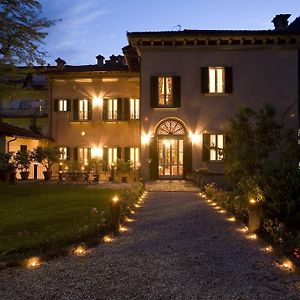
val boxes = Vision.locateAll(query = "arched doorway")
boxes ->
[152,118,191,179]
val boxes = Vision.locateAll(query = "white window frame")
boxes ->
[108,99,118,120]
[78,147,89,165]
[58,99,67,112]
[159,77,173,106]
[130,147,140,168]
[130,98,140,120]
[79,99,88,120]
[209,67,224,94]
[108,147,118,166]
[59,147,67,160]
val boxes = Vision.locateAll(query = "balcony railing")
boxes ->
[0,108,48,117]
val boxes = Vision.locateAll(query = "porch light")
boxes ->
[81,131,86,136]
[141,133,151,145]
[189,133,201,144]
[93,96,103,107]
[91,146,103,159]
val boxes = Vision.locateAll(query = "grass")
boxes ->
[0,182,122,261]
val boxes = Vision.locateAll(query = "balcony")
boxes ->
[0,108,48,118]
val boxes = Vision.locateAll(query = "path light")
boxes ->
[112,196,119,203]
[219,209,226,214]
[103,235,114,243]
[278,259,295,272]
[238,227,248,233]
[24,257,42,269]
[130,209,135,214]
[134,203,141,208]
[125,217,135,223]
[247,233,257,240]
[262,245,273,253]
[211,202,217,206]
[119,226,128,232]
[227,217,236,222]
[73,245,87,256]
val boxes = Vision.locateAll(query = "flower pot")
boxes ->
[121,176,127,183]
[20,171,30,180]
[9,171,16,183]
[43,171,52,181]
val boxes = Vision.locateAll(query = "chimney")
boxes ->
[272,14,291,31]
[55,57,66,68]
[96,54,105,66]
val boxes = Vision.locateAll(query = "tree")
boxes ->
[0,0,56,96]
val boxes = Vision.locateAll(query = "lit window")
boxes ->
[209,67,224,94]
[159,77,173,106]
[209,134,224,160]
[130,98,140,119]
[59,147,67,160]
[78,147,89,165]
[130,147,140,168]
[108,147,118,166]
[79,99,89,120]
[59,99,67,112]
[108,99,118,120]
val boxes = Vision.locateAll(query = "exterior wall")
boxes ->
[6,137,48,179]
[50,73,140,164]
[140,48,299,178]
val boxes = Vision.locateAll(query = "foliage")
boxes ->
[88,158,104,174]
[224,103,300,225]
[0,151,16,172]
[116,159,132,174]
[15,150,32,172]
[31,146,60,172]
[0,0,56,96]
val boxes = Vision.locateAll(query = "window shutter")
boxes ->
[73,99,79,120]
[54,99,59,112]
[73,147,78,161]
[102,99,108,121]
[150,76,158,108]
[103,147,108,171]
[124,147,130,161]
[172,76,181,107]
[183,139,192,178]
[88,99,93,120]
[124,98,130,120]
[225,67,233,93]
[117,147,122,159]
[149,137,158,179]
[117,98,123,120]
[87,148,91,161]
[201,67,209,94]
[67,99,71,112]
[202,133,210,161]
[66,147,70,161]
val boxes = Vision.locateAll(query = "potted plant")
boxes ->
[116,159,132,183]
[31,146,60,180]
[15,150,32,180]
[0,152,17,183]
[89,158,103,182]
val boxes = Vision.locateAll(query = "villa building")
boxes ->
[1,14,299,181]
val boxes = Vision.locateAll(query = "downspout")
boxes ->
[7,137,17,152]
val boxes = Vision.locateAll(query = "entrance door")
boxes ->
[158,138,183,178]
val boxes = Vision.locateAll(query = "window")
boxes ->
[20,145,27,153]
[107,99,118,120]
[130,98,140,119]
[79,99,89,120]
[202,133,224,161]
[130,147,140,168]
[159,77,173,106]
[151,76,181,108]
[78,147,90,165]
[209,67,224,93]
[54,99,71,112]
[201,67,233,94]
[59,147,67,160]
[209,134,224,160]
[59,100,68,112]
[108,147,118,166]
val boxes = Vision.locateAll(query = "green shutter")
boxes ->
[88,99,93,120]
[87,148,91,161]
[66,147,70,161]
[54,99,59,112]
[73,147,78,161]
[73,99,79,120]
[117,147,122,159]
[172,76,181,107]
[124,147,130,161]
[201,67,209,94]
[67,99,71,112]
[102,99,108,121]
[117,98,123,120]
[103,147,108,171]
[225,67,233,93]
[202,133,210,161]
[124,98,130,120]
[183,139,192,178]
[150,76,158,108]
[149,137,158,179]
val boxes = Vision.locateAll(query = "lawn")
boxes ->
[0,182,122,261]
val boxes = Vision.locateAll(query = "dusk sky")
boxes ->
[40,0,300,66]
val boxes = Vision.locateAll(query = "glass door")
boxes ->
[158,138,183,178]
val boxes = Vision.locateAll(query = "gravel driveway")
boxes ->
[0,192,299,300]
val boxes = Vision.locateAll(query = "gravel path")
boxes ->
[0,192,300,300]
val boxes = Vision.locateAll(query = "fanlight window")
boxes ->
[156,120,185,135]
